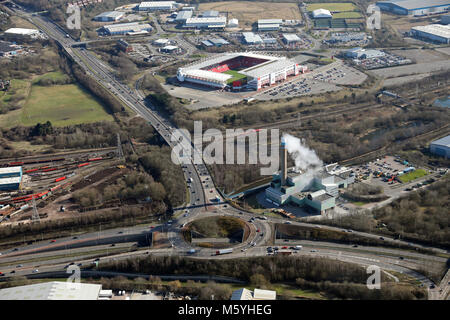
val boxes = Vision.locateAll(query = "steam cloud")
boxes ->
[282,134,322,172]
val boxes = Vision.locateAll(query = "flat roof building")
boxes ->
[175,10,192,23]
[242,32,263,44]
[93,11,125,22]
[138,1,177,11]
[258,19,283,31]
[430,135,450,158]
[201,10,220,17]
[282,33,301,44]
[184,17,227,29]
[102,22,152,35]
[0,282,103,300]
[376,0,450,16]
[231,288,276,300]
[345,47,385,59]
[410,24,450,44]
[441,14,450,24]
[4,28,39,38]
[153,38,170,46]
[228,18,239,28]
[0,166,22,191]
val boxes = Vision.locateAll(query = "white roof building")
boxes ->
[4,28,39,36]
[242,32,263,44]
[283,33,301,43]
[410,24,450,44]
[184,17,227,29]
[312,9,332,19]
[228,18,239,28]
[153,38,170,46]
[103,22,152,35]
[0,282,103,300]
[231,288,276,300]
[138,1,177,11]
[258,19,283,31]
[93,11,125,21]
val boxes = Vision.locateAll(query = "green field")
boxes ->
[398,169,428,183]
[224,70,247,84]
[32,71,71,84]
[307,2,357,12]
[332,11,362,18]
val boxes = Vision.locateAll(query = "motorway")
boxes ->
[1,2,448,299]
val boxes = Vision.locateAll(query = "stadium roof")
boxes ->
[283,33,301,42]
[0,282,102,300]
[411,24,450,39]
[4,28,38,35]
[431,135,450,147]
[241,57,294,78]
[377,0,450,10]
[183,69,232,82]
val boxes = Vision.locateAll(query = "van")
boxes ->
[294,245,302,250]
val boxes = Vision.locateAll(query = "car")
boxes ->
[239,212,243,215]
[111,244,116,247]
[77,263,82,266]
[379,237,384,240]
[150,226,155,229]
[94,258,100,262]
[12,248,18,251]
[282,246,288,249]
[32,269,39,273]
[73,236,78,239]
[310,249,317,253]
[260,233,264,237]
[256,229,260,232]
[183,214,188,217]
[399,256,404,260]
[16,264,23,268]
[284,221,292,224]
[50,240,56,243]
[241,248,246,252]
[251,242,256,247]
[10,270,15,274]
[429,284,435,289]
[352,244,358,248]
[273,247,279,251]
[0,272,4,276]
[118,231,123,234]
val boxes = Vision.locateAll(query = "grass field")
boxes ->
[307,2,357,12]
[198,1,301,28]
[332,11,362,18]
[224,70,247,84]
[32,71,71,84]
[398,169,428,183]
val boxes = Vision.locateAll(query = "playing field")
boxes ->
[198,1,301,28]
[18,83,113,127]
[224,70,247,84]
[307,2,357,12]
[398,169,428,183]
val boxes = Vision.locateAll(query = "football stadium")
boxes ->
[176,52,307,91]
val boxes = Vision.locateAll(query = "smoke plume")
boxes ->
[282,134,322,172]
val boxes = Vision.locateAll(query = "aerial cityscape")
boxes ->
[0,0,448,307]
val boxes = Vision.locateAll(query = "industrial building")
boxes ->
[410,24,450,44]
[376,0,450,16]
[201,38,230,47]
[264,140,355,214]
[228,18,239,28]
[153,38,170,46]
[242,32,263,44]
[345,47,385,59]
[160,45,179,53]
[0,41,21,57]
[430,135,450,158]
[4,28,39,39]
[138,1,177,11]
[0,282,111,300]
[0,166,22,191]
[93,11,125,22]
[258,19,283,31]
[231,288,276,300]
[442,14,450,24]
[175,10,192,24]
[184,17,227,29]
[282,33,301,44]
[102,22,152,35]
[117,39,133,53]
[312,8,333,19]
[177,52,306,90]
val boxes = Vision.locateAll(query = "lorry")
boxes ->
[215,248,233,255]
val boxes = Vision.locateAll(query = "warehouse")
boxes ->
[175,10,192,24]
[102,22,152,35]
[4,28,39,39]
[258,19,283,31]
[442,14,450,24]
[231,288,276,300]
[0,166,22,191]
[242,32,263,44]
[93,11,125,22]
[345,47,385,59]
[312,8,332,19]
[184,17,227,29]
[138,1,177,11]
[228,18,239,28]
[177,52,306,91]
[282,33,301,44]
[376,0,450,16]
[0,282,106,300]
[153,38,170,46]
[430,135,450,158]
[410,24,450,44]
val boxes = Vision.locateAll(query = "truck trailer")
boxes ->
[215,248,233,255]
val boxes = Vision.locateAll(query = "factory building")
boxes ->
[0,282,110,300]
[376,0,450,16]
[0,167,23,191]
[93,11,125,22]
[138,1,177,11]
[4,28,39,39]
[228,18,239,28]
[242,32,263,44]
[345,47,385,59]
[257,19,283,31]
[282,33,301,44]
[312,8,333,19]
[175,10,192,24]
[184,17,227,29]
[410,24,450,44]
[430,135,450,158]
[102,22,152,35]
[265,140,355,214]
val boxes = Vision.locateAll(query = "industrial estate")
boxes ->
[0,0,448,306]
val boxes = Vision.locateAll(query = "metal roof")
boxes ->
[202,10,219,17]
[176,10,192,20]
[258,19,283,24]
[0,177,21,185]
[0,167,22,175]
[4,28,38,35]
[139,1,176,8]
[411,24,450,39]
[242,58,295,78]
[94,11,124,19]
[312,8,332,18]
[253,289,276,300]
[431,135,450,147]
[0,282,102,300]
[243,32,263,43]
[185,17,227,24]
[377,0,450,10]
[231,288,253,300]
[183,69,232,82]
[283,33,301,41]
